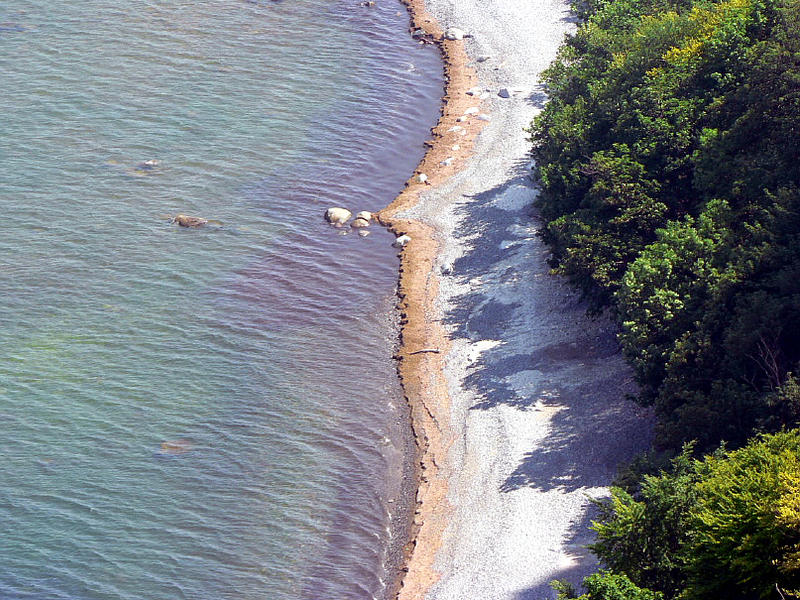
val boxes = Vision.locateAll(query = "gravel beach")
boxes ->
[383,0,656,598]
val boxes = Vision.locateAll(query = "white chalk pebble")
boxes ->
[416,173,428,184]
[393,234,412,247]
[441,157,454,166]
[465,107,480,115]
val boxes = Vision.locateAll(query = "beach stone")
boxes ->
[358,229,370,237]
[477,55,491,62]
[325,207,351,225]
[444,27,465,41]
[477,113,492,121]
[416,173,428,184]
[355,211,372,222]
[411,28,426,38]
[465,107,479,115]
[498,88,511,98]
[441,157,454,166]
[448,125,463,133]
[457,116,468,122]
[393,234,412,247]
[351,217,370,228]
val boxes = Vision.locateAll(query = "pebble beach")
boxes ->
[381,0,655,597]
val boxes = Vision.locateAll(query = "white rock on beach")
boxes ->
[416,173,428,184]
[444,27,465,40]
[324,207,351,225]
[464,106,480,115]
[441,157,454,166]
[393,234,411,247]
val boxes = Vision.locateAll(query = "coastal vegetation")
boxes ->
[530,0,800,596]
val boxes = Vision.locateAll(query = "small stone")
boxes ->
[477,113,491,121]
[441,157,454,166]
[411,28,426,38]
[477,55,491,63]
[448,125,463,133]
[325,207,352,225]
[444,27,465,41]
[355,211,372,222]
[498,88,511,98]
[464,107,479,115]
[393,234,412,247]
[416,173,428,184]
[358,229,370,237]
[457,116,468,122]
[351,217,370,228]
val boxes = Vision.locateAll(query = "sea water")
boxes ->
[0,1,442,598]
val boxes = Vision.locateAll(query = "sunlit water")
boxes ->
[0,1,442,598]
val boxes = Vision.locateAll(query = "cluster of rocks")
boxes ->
[324,207,411,247]
[324,207,374,237]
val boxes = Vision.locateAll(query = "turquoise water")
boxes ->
[0,2,442,598]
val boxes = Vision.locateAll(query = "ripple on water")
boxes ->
[0,0,442,598]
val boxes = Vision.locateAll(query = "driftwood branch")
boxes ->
[408,348,441,355]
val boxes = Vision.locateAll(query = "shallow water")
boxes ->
[0,2,442,598]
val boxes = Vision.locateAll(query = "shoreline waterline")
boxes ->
[378,0,485,597]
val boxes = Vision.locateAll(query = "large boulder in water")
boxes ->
[325,207,352,225]
[172,214,208,227]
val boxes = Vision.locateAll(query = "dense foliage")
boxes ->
[530,0,800,451]
[586,431,800,599]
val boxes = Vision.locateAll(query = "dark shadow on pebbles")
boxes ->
[443,169,654,494]
[513,507,601,600]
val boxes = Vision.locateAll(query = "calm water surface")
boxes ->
[0,1,442,598]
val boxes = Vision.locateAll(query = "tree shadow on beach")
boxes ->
[443,166,653,493]
[512,505,602,600]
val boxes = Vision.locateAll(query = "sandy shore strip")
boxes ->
[380,0,655,599]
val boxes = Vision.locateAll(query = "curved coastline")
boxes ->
[377,0,485,598]
[381,0,655,598]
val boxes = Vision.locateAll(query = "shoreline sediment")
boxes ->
[377,0,484,597]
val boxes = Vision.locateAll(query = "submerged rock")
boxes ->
[355,211,372,222]
[158,439,193,456]
[137,159,160,170]
[351,217,370,228]
[325,207,352,225]
[172,214,209,227]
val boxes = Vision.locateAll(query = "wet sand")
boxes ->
[380,0,654,598]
